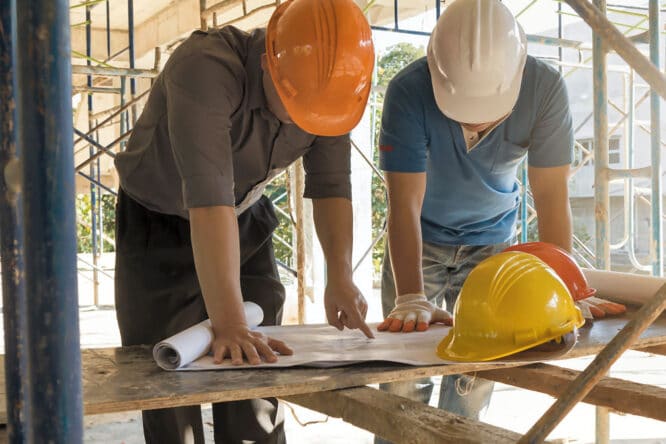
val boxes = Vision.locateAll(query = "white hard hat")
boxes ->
[426,0,527,124]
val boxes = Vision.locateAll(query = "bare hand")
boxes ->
[211,323,293,365]
[324,278,374,339]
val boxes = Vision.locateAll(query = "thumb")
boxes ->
[326,303,343,330]
[431,307,453,324]
[576,300,598,319]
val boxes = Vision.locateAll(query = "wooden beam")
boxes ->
[519,282,666,444]
[283,387,523,444]
[478,364,666,422]
[564,0,666,100]
[71,0,199,61]
[636,343,666,355]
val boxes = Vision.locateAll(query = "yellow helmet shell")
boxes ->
[437,251,584,362]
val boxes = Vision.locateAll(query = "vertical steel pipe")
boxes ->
[649,0,663,276]
[592,1,611,440]
[0,0,29,441]
[15,0,83,441]
[593,0,611,270]
[521,162,528,243]
[86,5,100,305]
[128,0,137,124]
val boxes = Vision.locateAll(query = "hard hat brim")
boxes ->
[279,84,372,137]
[436,313,584,363]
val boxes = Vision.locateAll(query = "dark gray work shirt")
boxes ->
[115,26,352,219]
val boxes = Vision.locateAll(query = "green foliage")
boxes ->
[76,193,116,253]
[370,43,426,276]
[265,173,294,269]
[376,43,426,87]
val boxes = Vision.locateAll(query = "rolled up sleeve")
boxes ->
[164,47,241,208]
[302,135,352,200]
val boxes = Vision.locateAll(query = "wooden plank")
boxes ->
[478,364,666,422]
[284,387,523,444]
[636,344,666,356]
[520,282,666,444]
[0,313,664,425]
[558,309,666,356]
[33,347,523,419]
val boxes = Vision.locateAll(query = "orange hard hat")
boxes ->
[502,242,596,301]
[265,0,375,136]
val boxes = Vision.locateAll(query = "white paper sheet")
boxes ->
[159,322,578,371]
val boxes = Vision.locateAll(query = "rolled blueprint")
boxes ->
[153,301,264,370]
[583,268,666,306]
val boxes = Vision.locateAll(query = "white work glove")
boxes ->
[377,293,452,333]
[576,296,627,321]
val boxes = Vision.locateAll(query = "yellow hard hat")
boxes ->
[437,251,584,362]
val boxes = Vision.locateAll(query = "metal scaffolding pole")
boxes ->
[593,0,611,271]
[649,0,662,276]
[15,0,83,441]
[0,1,29,442]
[592,1,611,441]
[86,5,100,307]
[128,0,137,125]
[564,0,666,100]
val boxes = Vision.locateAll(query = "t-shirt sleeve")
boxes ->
[528,70,574,167]
[379,80,428,173]
[163,45,242,209]
[302,134,352,200]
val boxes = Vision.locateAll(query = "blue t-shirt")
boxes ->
[379,56,573,246]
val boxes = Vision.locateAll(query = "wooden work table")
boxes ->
[1,313,665,442]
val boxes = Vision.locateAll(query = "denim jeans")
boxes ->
[375,241,510,444]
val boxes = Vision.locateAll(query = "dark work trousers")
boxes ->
[115,189,286,444]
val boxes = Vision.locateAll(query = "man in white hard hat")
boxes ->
[374,0,619,436]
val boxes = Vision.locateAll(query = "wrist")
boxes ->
[326,263,353,281]
[395,292,427,304]
[208,298,247,331]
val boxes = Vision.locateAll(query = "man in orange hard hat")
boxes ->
[113,0,375,442]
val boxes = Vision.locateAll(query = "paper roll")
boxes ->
[153,301,264,370]
[244,300,264,328]
[582,268,666,306]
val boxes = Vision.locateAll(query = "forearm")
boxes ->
[387,206,424,296]
[189,206,246,331]
[312,197,353,277]
[537,202,573,252]
[384,171,426,297]
[529,164,573,252]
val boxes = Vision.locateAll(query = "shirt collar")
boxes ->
[460,113,510,152]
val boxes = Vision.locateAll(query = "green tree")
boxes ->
[76,193,116,253]
[376,42,426,87]
[265,173,294,271]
